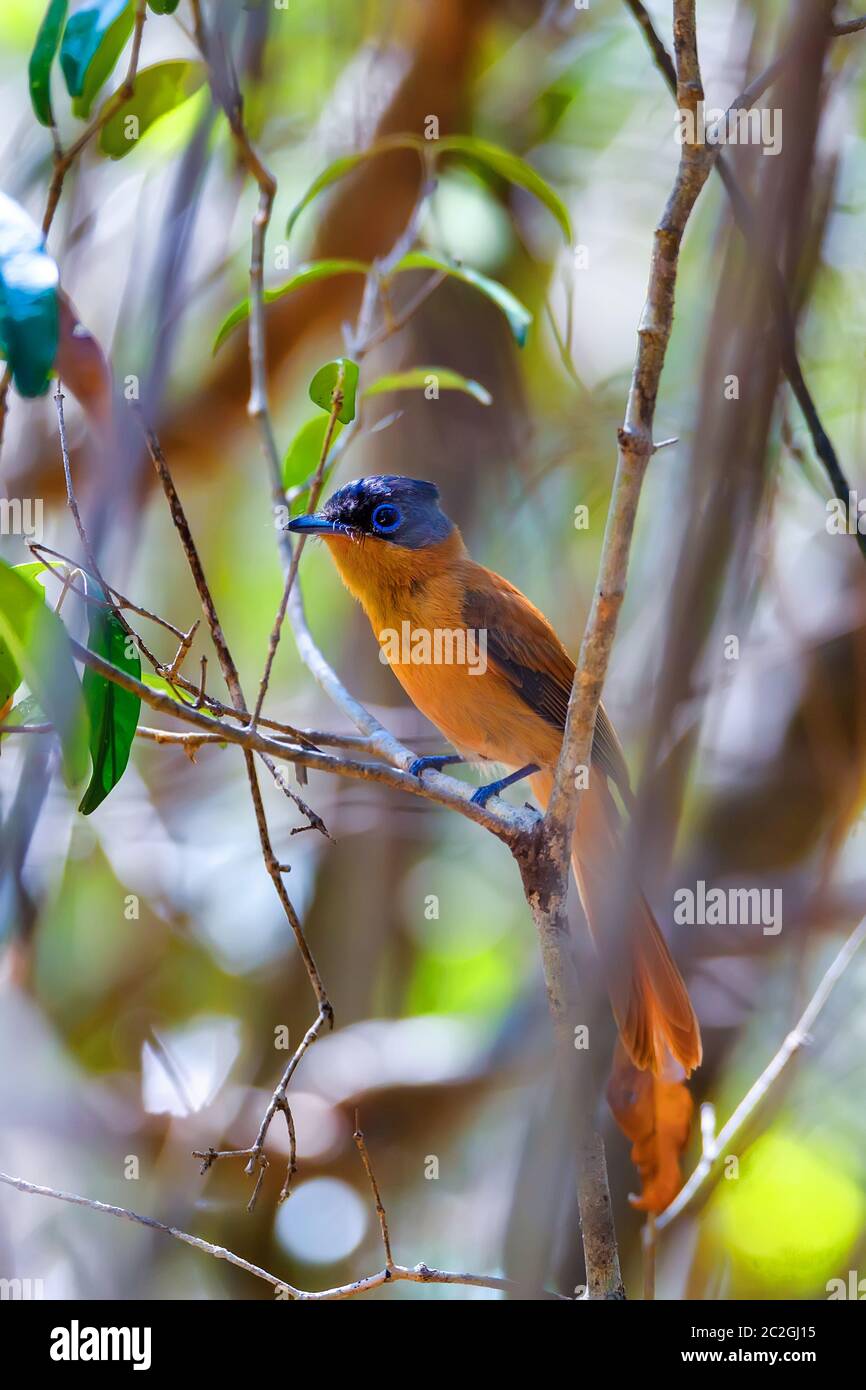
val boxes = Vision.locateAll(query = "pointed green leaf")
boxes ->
[437,135,572,243]
[29,0,68,127]
[309,357,358,425]
[282,415,344,491]
[391,251,532,346]
[78,602,140,813]
[285,135,424,239]
[363,366,492,406]
[212,259,369,354]
[60,0,134,121]
[0,558,88,784]
[0,192,59,397]
[98,60,205,158]
[147,0,180,12]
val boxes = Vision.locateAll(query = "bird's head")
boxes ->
[286,475,453,549]
[286,475,461,611]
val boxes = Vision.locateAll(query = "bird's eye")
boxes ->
[371,503,401,534]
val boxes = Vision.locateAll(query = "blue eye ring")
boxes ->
[371,502,402,534]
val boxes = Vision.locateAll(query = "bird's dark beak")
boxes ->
[285,513,347,535]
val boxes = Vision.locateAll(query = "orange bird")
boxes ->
[289,476,701,1076]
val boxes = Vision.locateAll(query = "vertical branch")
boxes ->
[516,0,715,1300]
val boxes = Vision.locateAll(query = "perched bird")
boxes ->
[288,475,701,1076]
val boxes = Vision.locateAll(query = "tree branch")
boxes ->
[0,1171,568,1301]
[622,0,866,557]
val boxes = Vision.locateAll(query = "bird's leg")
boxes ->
[407,754,465,778]
[470,763,539,808]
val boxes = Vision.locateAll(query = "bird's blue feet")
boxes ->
[470,763,539,808]
[408,754,464,778]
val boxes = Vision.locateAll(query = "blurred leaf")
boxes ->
[60,0,134,120]
[28,0,68,126]
[364,366,492,406]
[79,602,140,814]
[0,635,19,708]
[3,693,46,726]
[282,414,343,490]
[212,259,369,354]
[285,135,423,239]
[13,561,47,586]
[142,672,217,719]
[0,558,88,784]
[437,135,572,243]
[391,251,532,346]
[57,291,112,425]
[147,0,179,11]
[0,191,59,397]
[606,1042,693,1214]
[98,60,205,158]
[309,357,358,424]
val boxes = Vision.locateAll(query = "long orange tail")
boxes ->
[531,771,702,1077]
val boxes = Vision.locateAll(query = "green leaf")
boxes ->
[60,0,134,121]
[282,415,344,491]
[363,366,492,406]
[0,558,89,784]
[4,693,47,726]
[147,0,180,12]
[0,192,59,397]
[391,251,532,346]
[285,135,424,239]
[436,135,573,243]
[143,673,217,719]
[0,634,19,708]
[12,561,47,586]
[212,259,369,354]
[98,60,205,158]
[78,602,140,814]
[309,357,359,425]
[29,0,68,127]
[0,563,46,707]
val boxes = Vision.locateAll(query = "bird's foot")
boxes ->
[408,754,464,779]
[470,763,539,808]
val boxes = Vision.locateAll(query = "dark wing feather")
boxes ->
[462,576,633,803]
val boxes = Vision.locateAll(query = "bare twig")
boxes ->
[353,1113,394,1271]
[0,1172,568,1300]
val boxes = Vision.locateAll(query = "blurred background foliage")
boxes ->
[2,0,866,1300]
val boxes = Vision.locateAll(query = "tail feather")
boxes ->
[531,770,701,1077]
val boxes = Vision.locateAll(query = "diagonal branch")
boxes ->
[656,913,866,1231]
[0,1171,569,1301]
[622,0,866,558]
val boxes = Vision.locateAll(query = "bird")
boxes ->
[288,475,701,1077]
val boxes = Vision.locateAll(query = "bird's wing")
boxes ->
[461,568,633,803]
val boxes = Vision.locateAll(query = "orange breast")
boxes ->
[323,529,563,770]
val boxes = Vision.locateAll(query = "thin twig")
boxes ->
[0,1171,567,1299]
[353,1113,394,1271]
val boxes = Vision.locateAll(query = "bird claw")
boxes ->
[408,755,460,778]
[470,782,498,808]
